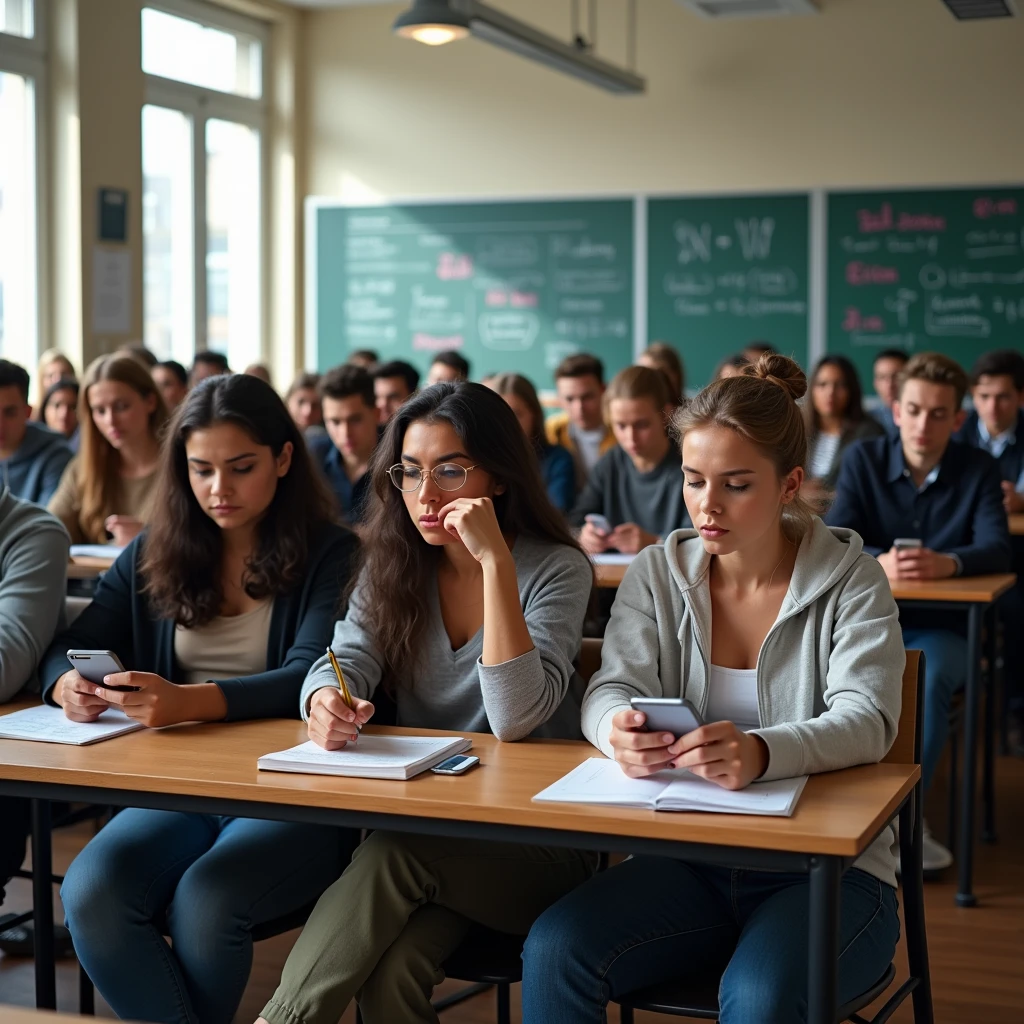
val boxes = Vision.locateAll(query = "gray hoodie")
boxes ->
[0,486,70,701]
[0,420,74,506]
[582,518,905,887]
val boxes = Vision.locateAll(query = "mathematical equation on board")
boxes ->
[659,216,807,321]
[337,211,630,369]
[836,195,1024,350]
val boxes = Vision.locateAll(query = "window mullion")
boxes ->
[192,110,207,354]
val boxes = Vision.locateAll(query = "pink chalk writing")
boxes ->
[842,308,885,333]
[846,262,899,286]
[412,334,464,352]
[857,204,893,234]
[856,203,947,234]
[437,253,473,281]
[486,290,508,306]
[896,212,946,232]
[510,291,538,308]
[974,197,1019,219]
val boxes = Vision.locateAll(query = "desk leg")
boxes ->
[31,799,56,1009]
[956,605,982,908]
[807,855,840,1024]
[982,605,998,844]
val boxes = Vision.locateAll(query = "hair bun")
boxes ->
[750,353,807,403]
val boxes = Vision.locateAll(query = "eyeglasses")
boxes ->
[387,463,479,492]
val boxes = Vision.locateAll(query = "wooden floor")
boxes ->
[1,751,1022,1023]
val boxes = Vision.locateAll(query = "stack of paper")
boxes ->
[591,553,636,566]
[70,544,124,559]
[257,735,472,781]
[0,705,143,745]
[533,758,807,817]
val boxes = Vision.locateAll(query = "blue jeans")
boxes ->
[61,809,356,1024]
[902,627,967,792]
[521,857,899,1024]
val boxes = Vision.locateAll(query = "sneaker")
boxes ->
[921,823,954,873]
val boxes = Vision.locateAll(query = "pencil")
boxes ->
[326,647,361,733]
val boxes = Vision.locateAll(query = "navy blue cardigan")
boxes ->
[41,524,359,720]
[953,409,1024,488]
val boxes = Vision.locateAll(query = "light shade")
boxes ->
[393,0,471,46]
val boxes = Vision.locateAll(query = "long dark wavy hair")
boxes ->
[357,381,586,684]
[141,374,338,627]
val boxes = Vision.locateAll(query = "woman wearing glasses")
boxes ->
[257,381,596,1024]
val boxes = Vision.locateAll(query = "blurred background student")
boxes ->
[547,353,615,491]
[33,349,76,419]
[346,349,378,372]
[372,360,420,423]
[870,349,909,434]
[802,354,883,505]
[39,378,80,450]
[152,360,190,412]
[426,351,471,385]
[285,372,325,439]
[715,353,750,380]
[244,364,274,386]
[191,351,231,386]
[489,372,576,514]
[637,341,686,407]
[48,355,168,546]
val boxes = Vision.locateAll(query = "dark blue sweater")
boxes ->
[826,434,1011,578]
[953,410,1024,489]
[40,524,359,720]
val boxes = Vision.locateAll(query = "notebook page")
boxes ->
[658,773,808,815]
[258,736,467,771]
[0,705,143,745]
[590,553,636,565]
[532,757,672,807]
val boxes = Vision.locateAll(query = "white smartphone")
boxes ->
[894,538,922,552]
[66,649,137,691]
[430,754,480,775]
[630,697,705,738]
[585,513,613,535]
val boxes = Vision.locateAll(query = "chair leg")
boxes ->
[946,726,958,854]
[619,1006,635,1024]
[496,982,511,1024]
[900,787,935,1024]
[78,962,95,1016]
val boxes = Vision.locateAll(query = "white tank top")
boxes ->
[706,664,760,732]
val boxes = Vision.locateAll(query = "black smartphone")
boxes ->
[66,650,140,691]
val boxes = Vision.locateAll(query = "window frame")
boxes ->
[0,0,48,368]
[142,0,269,365]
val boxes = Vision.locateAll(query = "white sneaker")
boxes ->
[921,822,954,873]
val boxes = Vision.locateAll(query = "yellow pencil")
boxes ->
[326,647,361,734]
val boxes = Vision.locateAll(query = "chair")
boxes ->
[427,637,607,1024]
[617,650,933,1024]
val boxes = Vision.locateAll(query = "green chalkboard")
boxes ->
[312,199,635,390]
[827,187,1024,382]
[646,194,811,388]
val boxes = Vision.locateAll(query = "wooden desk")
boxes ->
[1009,513,1024,536]
[0,1012,139,1024]
[594,561,629,588]
[0,705,917,1024]
[67,555,113,581]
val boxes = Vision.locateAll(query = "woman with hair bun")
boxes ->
[522,354,906,1024]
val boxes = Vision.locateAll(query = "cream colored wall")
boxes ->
[304,0,1024,200]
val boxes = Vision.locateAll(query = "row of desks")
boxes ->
[0,705,918,1023]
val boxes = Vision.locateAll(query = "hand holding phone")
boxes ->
[585,513,612,535]
[630,697,704,738]
[66,650,139,691]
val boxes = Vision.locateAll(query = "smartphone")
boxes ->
[430,754,480,775]
[894,538,922,553]
[66,650,139,691]
[585,513,613,535]
[630,697,704,738]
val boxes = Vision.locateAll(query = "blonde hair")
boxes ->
[78,355,169,543]
[640,342,686,400]
[604,365,672,414]
[898,352,968,409]
[34,348,76,420]
[673,353,813,539]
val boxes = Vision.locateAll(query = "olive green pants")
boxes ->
[261,831,596,1024]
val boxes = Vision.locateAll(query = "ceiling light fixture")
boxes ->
[393,0,471,46]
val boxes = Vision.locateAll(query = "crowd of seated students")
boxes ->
[3,335,1024,1022]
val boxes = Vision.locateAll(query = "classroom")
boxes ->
[1,1,1023,1022]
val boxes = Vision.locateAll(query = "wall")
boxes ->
[304,0,1024,200]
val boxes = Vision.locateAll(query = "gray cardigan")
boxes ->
[582,518,905,887]
[301,535,594,741]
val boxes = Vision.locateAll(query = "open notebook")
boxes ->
[0,705,143,745]
[534,758,807,817]
[257,735,472,781]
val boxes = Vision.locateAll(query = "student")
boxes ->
[489,372,576,513]
[347,349,379,371]
[152,359,190,411]
[0,360,74,506]
[741,339,776,363]
[954,348,1024,754]
[372,359,420,422]
[256,381,596,1024]
[116,343,159,369]
[33,348,76,418]
[48,355,168,546]
[285,372,324,436]
[546,353,615,488]
[827,352,1010,871]
[40,378,80,448]
[426,350,470,384]
[803,354,883,497]
[870,349,909,434]
[310,365,381,526]
[244,363,273,386]
[42,374,360,1024]
[715,352,750,380]
[571,366,689,554]
[522,354,904,1024]
[637,341,686,404]
[190,350,231,386]
[0,486,69,912]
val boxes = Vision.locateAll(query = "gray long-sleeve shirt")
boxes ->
[0,486,70,701]
[570,444,690,539]
[300,535,593,741]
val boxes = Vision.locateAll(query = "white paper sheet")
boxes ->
[0,705,143,745]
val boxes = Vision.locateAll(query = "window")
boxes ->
[0,0,43,369]
[141,2,266,369]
